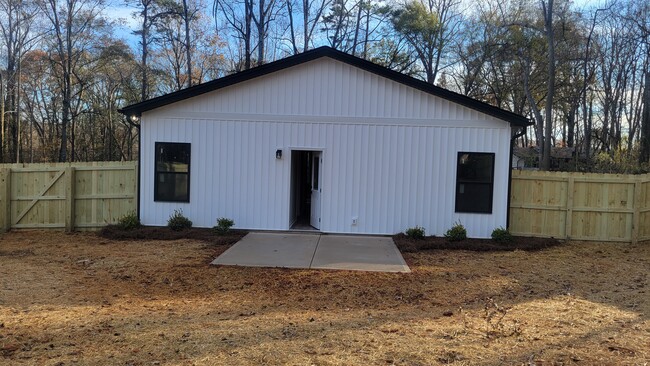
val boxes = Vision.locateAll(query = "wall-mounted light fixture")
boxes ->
[276,149,282,159]
[130,114,140,123]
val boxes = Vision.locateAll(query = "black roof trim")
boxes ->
[119,46,532,127]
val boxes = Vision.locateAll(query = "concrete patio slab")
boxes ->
[211,232,320,268]
[212,232,411,273]
[310,235,411,273]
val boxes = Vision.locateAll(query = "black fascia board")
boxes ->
[118,46,532,128]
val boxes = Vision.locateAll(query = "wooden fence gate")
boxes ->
[1,162,137,231]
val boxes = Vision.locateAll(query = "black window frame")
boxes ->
[154,142,191,202]
[455,152,495,214]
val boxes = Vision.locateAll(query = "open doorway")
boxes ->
[290,150,322,230]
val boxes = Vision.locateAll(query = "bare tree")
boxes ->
[632,3,650,163]
[39,0,107,162]
[131,0,176,101]
[0,0,39,162]
[215,0,254,70]
[539,0,555,170]
[155,19,188,90]
[178,0,200,85]
[154,4,223,91]
[321,0,353,50]
[580,5,604,160]
[285,0,330,53]
[390,0,462,84]
[641,55,650,163]
[251,0,278,65]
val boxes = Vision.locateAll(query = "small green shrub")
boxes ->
[405,226,425,239]
[167,209,192,231]
[491,227,513,243]
[213,217,235,235]
[117,211,141,230]
[444,222,467,242]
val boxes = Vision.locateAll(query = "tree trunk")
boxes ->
[0,75,4,163]
[640,66,650,163]
[541,0,555,171]
[59,1,74,163]
[141,0,149,101]
[585,97,594,160]
[182,0,192,87]
[303,0,309,52]
[522,55,545,165]
[582,9,600,161]
[244,0,252,69]
[286,0,298,54]
[351,0,362,56]
[567,105,575,148]
[362,5,369,58]
[2,3,17,163]
[257,0,265,65]
[330,2,346,49]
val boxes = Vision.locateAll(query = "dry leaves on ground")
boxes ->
[0,231,648,365]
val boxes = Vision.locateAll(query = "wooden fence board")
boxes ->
[0,162,137,232]
[14,170,65,225]
[511,170,650,243]
[1,163,649,242]
[1,168,10,231]
[639,180,650,241]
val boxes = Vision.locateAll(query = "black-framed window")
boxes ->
[455,152,494,213]
[155,142,190,202]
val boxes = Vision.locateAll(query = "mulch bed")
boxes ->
[98,226,561,253]
[393,233,562,252]
[98,225,247,245]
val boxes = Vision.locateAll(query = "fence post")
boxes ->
[1,168,11,232]
[65,167,75,232]
[565,176,574,240]
[632,178,641,245]
[134,162,139,217]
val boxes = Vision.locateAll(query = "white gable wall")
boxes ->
[140,58,512,237]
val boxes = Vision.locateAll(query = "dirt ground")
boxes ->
[0,231,648,365]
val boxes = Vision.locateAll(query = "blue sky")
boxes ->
[104,0,613,49]
[105,2,139,45]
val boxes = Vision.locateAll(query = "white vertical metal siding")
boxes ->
[140,58,513,238]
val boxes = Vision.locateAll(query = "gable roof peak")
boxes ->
[119,46,531,127]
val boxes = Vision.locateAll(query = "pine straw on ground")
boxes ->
[0,231,648,365]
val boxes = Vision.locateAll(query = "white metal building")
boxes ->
[120,47,530,238]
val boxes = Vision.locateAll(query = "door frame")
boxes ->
[287,147,325,230]
[310,151,322,229]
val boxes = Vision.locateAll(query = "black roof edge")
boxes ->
[118,46,532,128]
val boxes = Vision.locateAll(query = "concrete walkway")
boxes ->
[211,232,410,273]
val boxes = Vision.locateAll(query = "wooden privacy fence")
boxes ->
[510,170,650,243]
[2,163,650,243]
[1,162,137,231]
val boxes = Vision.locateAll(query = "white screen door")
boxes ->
[310,152,322,229]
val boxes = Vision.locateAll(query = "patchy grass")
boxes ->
[394,233,562,252]
[0,231,648,365]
